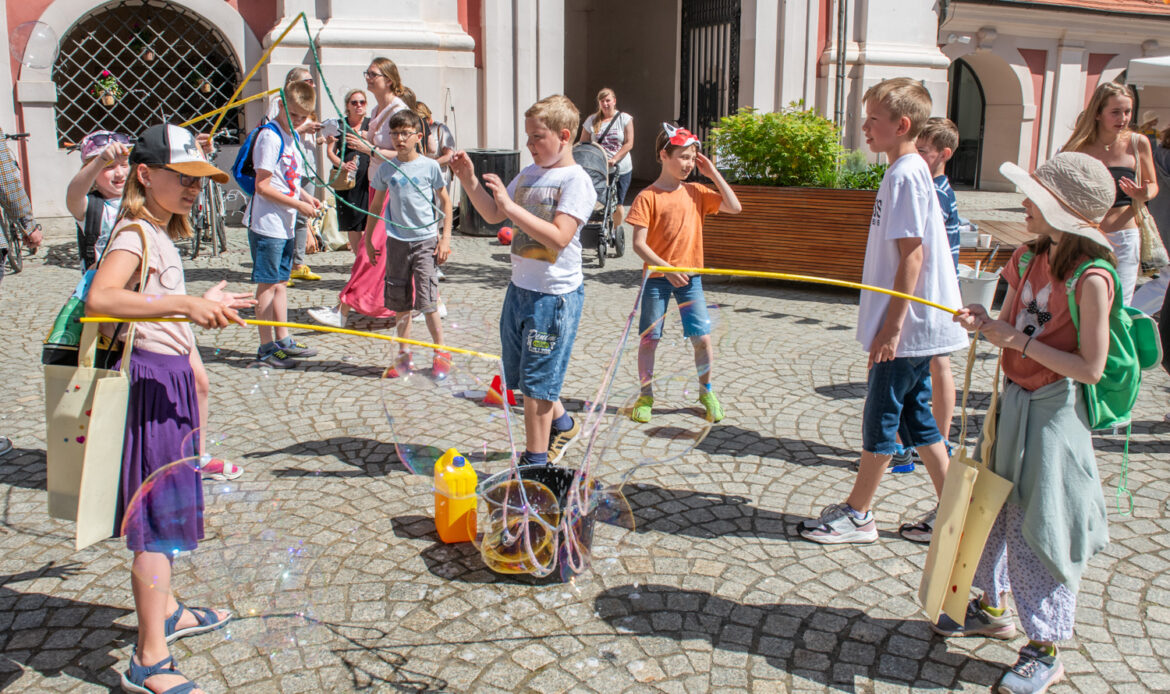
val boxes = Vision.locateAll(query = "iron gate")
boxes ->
[679,0,741,144]
[53,0,243,147]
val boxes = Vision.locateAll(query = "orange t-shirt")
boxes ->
[625,182,723,278]
[1002,246,1114,391]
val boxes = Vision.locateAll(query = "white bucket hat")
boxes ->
[999,153,1114,250]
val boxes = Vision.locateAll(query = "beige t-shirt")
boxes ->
[103,219,195,356]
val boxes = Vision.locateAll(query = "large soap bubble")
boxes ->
[10,21,58,70]
[120,429,323,654]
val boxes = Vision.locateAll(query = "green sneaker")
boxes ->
[630,395,654,423]
[698,389,724,423]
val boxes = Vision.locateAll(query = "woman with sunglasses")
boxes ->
[66,130,130,271]
[87,123,255,694]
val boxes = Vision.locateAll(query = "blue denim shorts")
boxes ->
[248,231,294,284]
[638,276,712,340]
[500,283,584,401]
[861,356,942,455]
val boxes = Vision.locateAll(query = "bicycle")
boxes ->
[1,132,34,274]
[190,129,236,259]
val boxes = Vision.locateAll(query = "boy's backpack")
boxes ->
[231,121,284,197]
[1018,251,1162,429]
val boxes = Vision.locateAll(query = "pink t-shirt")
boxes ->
[103,219,195,356]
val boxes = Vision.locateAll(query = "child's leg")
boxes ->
[916,441,950,497]
[846,450,893,513]
[691,335,713,386]
[845,358,922,513]
[637,338,659,397]
[520,285,584,457]
[524,397,557,454]
[636,278,671,398]
[255,282,276,345]
[383,237,414,358]
[272,278,290,343]
[189,349,209,454]
[930,355,955,445]
[676,277,714,387]
[424,310,443,348]
[131,551,173,663]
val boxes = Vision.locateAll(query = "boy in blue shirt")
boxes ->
[800,79,967,545]
[364,109,453,377]
[451,95,597,465]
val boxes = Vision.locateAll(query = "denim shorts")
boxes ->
[615,171,633,206]
[500,283,584,401]
[861,356,942,455]
[638,275,712,340]
[248,231,295,284]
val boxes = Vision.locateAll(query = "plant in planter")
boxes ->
[701,103,887,282]
[91,70,122,107]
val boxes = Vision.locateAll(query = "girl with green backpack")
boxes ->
[939,152,1126,694]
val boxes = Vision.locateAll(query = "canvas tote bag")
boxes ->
[1132,133,1170,276]
[43,224,149,551]
[919,339,1014,624]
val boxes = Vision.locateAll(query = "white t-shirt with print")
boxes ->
[583,112,633,175]
[247,125,303,239]
[856,153,967,357]
[505,163,597,295]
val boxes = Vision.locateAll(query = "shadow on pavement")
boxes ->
[698,424,857,468]
[609,482,902,542]
[0,562,134,691]
[594,583,1001,692]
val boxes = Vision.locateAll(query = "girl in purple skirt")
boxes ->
[88,124,254,694]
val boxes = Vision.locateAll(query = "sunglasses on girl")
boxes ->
[80,131,131,159]
[150,166,202,187]
[349,99,367,106]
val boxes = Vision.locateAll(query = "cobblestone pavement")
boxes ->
[1,217,1168,693]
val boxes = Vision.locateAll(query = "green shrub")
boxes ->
[706,103,885,190]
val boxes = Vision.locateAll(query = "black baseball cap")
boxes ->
[129,124,229,184]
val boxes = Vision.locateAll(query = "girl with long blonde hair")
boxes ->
[1062,81,1158,303]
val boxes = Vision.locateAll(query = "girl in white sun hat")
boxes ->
[939,151,1118,694]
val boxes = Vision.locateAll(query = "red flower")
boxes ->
[101,69,110,77]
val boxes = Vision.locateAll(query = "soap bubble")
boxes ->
[10,21,58,70]
[121,430,323,654]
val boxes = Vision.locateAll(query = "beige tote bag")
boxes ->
[919,340,1014,624]
[43,225,148,550]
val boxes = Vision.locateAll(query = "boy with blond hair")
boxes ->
[451,95,597,464]
[249,79,323,367]
[800,79,967,544]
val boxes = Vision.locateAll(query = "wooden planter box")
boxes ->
[704,185,877,283]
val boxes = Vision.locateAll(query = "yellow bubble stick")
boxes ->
[210,11,306,137]
[179,88,281,129]
[78,317,501,361]
[646,265,959,316]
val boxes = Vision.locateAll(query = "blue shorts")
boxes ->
[500,283,584,402]
[861,356,943,455]
[248,231,295,284]
[615,171,633,206]
[638,276,712,341]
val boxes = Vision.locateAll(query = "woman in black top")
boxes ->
[326,88,372,250]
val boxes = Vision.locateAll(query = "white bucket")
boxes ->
[957,264,1001,309]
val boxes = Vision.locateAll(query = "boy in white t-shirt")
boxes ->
[799,78,968,545]
[248,80,323,368]
[451,95,597,465]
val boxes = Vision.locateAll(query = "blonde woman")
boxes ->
[1063,82,1158,304]
[580,87,635,229]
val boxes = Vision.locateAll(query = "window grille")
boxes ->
[52,0,243,147]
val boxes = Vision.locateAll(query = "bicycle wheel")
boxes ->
[189,186,208,259]
[2,211,22,274]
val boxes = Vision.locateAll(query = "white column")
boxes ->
[1045,42,1086,162]
[777,0,815,108]
[0,8,16,134]
[741,0,779,111]
[481,0,517,150]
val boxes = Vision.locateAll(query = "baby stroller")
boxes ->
[572,142,625,267]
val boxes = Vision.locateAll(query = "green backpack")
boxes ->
[1019,252,1162,430]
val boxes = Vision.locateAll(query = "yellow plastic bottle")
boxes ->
[434,448,477,543]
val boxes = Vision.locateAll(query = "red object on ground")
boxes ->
[497,226,513,245]
[483,374,517,406]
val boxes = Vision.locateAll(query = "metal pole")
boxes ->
[834,0,848,129]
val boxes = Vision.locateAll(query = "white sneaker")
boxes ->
[436,267,446,281]
[308,305,345,329]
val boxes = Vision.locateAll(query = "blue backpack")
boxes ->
[230,121,284,197]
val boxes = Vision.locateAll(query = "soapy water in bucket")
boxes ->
[120,428,323,653]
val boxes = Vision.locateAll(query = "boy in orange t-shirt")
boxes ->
[627,124,741,423]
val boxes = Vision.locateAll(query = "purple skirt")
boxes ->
[114,348,204,553]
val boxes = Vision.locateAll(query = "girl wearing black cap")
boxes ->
[87,124,255,694]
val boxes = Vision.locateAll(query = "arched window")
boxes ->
[52,0,243,147]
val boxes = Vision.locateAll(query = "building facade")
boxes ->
[5,0,1170,217]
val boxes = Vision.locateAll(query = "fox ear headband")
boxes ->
[662,123,700,148]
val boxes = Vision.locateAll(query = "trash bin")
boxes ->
[459,149,520,236]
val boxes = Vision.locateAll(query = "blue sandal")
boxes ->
[120,651,197,694]
[164,602,231,643]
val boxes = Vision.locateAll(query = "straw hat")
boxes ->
[999,153,1114,250]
